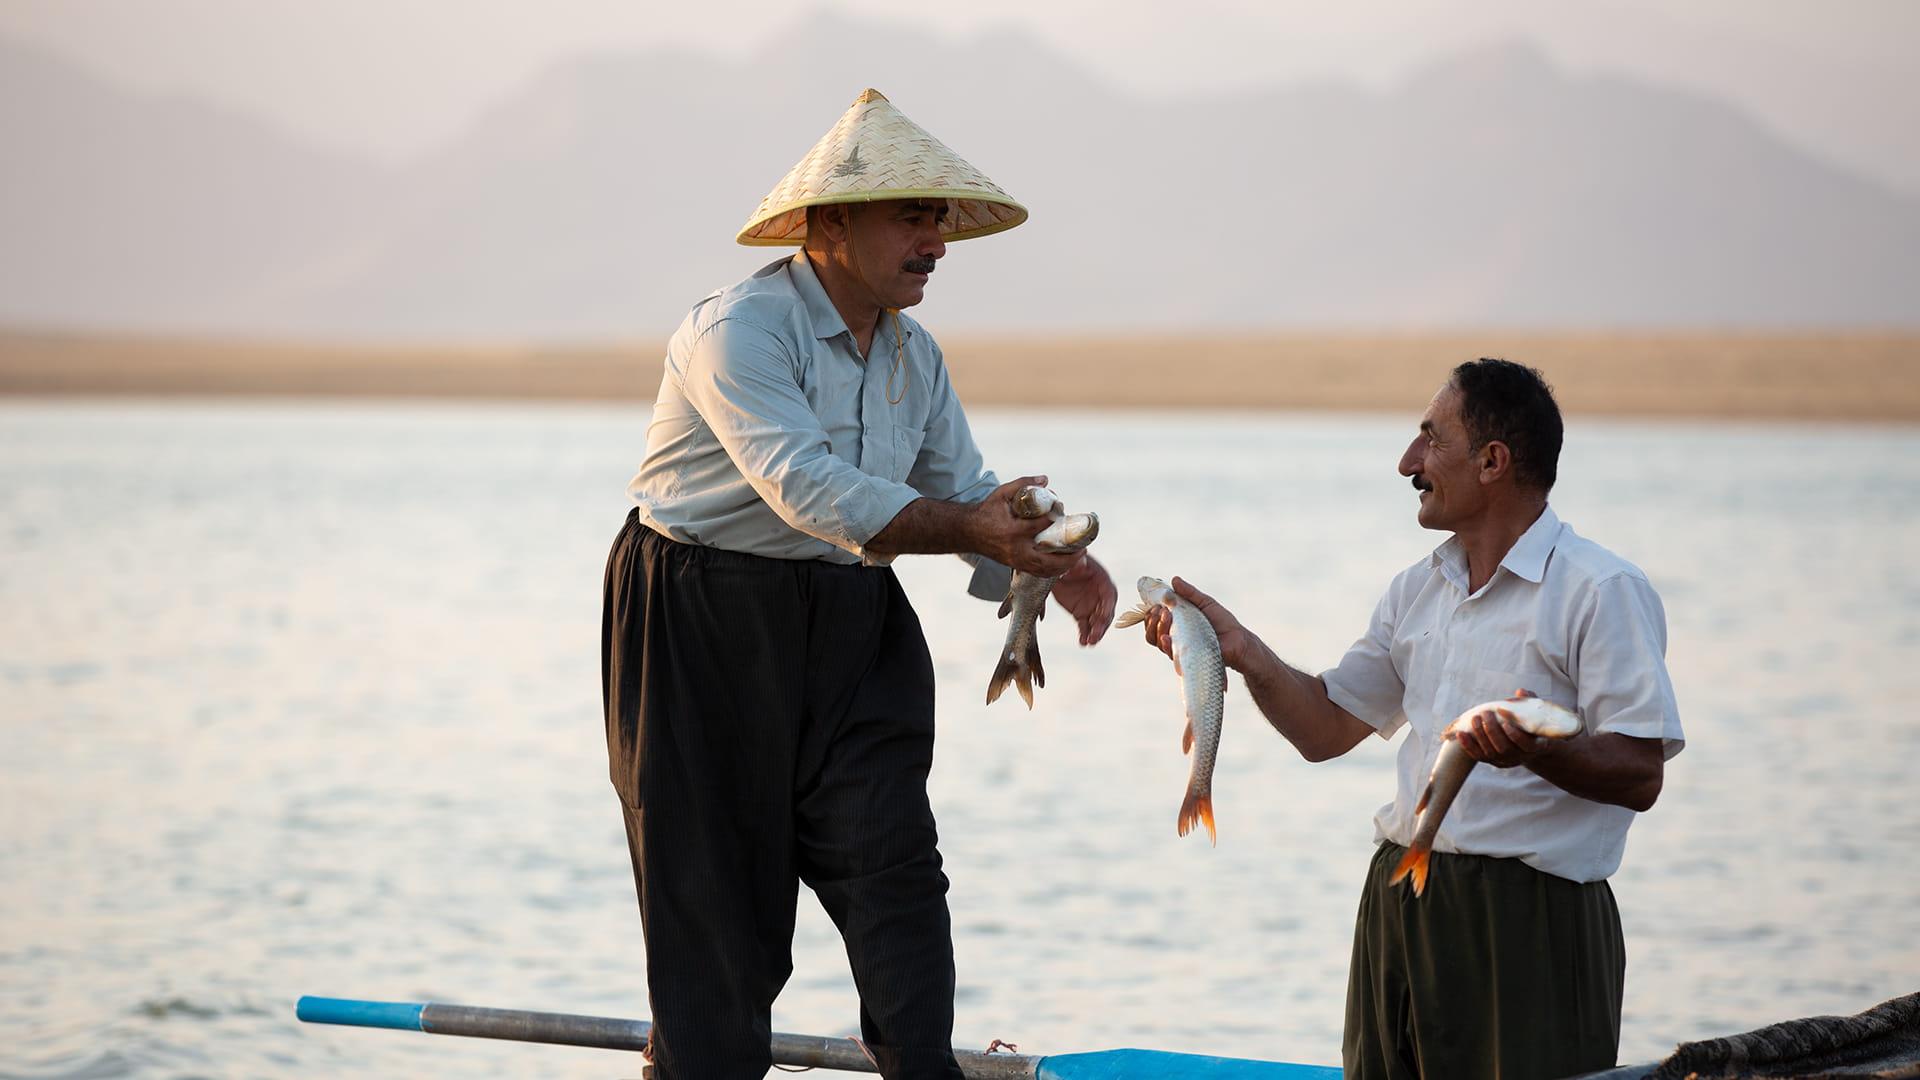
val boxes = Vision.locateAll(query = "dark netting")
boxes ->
[1625,992,1920,1079]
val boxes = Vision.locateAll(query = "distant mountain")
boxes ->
[1,16,1916,340]
[0,36,382,331]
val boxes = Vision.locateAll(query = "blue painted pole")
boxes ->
[297,996,426,1032]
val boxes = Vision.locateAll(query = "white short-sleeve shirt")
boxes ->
[1322,506,1684,883]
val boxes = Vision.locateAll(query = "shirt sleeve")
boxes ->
[1321,583,1411,738]
[899,335,1010,595]
[903,338,999,504]
[678,317,921,555]
[1572,570,1686,758]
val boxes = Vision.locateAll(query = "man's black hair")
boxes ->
[1450,358,1563,494]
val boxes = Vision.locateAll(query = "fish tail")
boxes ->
[985,644,1043,709]
[1178,790,1217,846]
[985,654,1015,706]
[1389,844,1431,896]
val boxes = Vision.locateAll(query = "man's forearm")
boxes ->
[864,496,980,557]
[1528,733,1665,811]
[867,490,1085,577]
[1236,638,1375,762]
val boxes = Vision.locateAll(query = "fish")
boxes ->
[1114,575,1227,844]
[985,486,1099,709]
[1010,484,1061,521]
[1389,692,1584,896]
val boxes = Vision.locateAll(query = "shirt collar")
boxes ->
[783,252,920,352]
[1430,504,1563,590]
[784,254,850,343]
[1499,505,1562,584]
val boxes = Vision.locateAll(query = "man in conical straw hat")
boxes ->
[601,89,1116,1080]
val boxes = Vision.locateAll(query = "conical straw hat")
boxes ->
[736,89,1028,246]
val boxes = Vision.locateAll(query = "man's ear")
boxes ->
[811,204,852,245]
[1478,440,1513,485]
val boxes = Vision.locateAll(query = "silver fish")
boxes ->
[986,488,1099,709]
[1390,692,1584,896]
[1115,575,1227,844]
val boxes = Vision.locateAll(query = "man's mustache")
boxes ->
[902,256,937,274]
[1411,474,1433,492]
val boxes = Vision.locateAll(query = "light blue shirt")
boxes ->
[629,254,1005,577]
[1321,506,1685,882]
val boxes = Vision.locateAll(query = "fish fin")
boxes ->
[1182,720,1195,755]
[1113,604,1149,629]
[1389,845,1431,896]
[1177,791,1217,846]
[987,638,1043,709]
[1414,780,1434,814]
[996,594,1014,619]
[985,653,1017,706]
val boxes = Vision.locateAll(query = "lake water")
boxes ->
[2,400,1916,1079]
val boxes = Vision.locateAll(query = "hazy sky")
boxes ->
[3,0,1916,189]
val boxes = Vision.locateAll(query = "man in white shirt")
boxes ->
[602,90,1115,1080]
[1135,359,1683,1080]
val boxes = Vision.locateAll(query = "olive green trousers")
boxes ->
[1343,841,1626,1080]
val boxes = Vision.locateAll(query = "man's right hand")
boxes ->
[863,474,1088,576]
[969,475,1089,577]
[1139,576,1257,673]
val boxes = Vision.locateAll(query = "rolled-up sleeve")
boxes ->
[680,318,922,556]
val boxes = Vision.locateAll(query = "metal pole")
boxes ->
[297,997,1040,1078]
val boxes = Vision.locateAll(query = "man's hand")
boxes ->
[1453,690,1543,769]
[866,475,1077,574]
[1139,577,1257,672]
[965,475,1088,576]
[1051,553,1117,645]
[1453,686,1667,810]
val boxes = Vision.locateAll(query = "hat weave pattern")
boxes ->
[736,89,1027,246]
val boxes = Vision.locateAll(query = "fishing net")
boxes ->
[1582,991,1920,1079]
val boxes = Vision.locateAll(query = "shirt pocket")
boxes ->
[889,424,925,484]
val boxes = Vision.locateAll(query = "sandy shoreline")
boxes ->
[3,328,1916,421]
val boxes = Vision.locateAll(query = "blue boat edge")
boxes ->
[1037,1047,1343,1079]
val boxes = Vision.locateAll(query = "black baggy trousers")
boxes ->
[601,511,965,1080]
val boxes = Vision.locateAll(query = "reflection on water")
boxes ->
[1,401,1916,1078]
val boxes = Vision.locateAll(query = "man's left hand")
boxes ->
[1051,553,1117,646]
[1454,706,1544,769]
